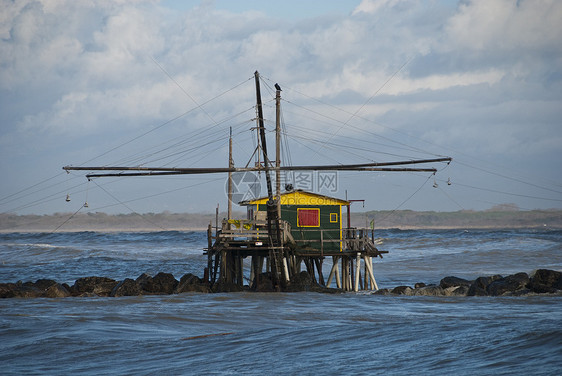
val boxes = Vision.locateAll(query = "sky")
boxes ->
[1,0,561,216]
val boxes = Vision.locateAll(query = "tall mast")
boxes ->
[254,71,283,287]
[227,127,233,220]
[254,71,273,202]
[275,83,282,217]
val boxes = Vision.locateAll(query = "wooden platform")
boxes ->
[205,219,387,291]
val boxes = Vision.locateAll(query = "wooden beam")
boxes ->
[62,157,452,178]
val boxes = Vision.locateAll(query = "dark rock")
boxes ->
[136,273,152,289]
[34,279,58,291]
[414,282,426,289]
[446,285,469,296]
[136,272,151,283]
[285,271,315,292]
[0,283,18,298]
[528,269,562,293]
[252,272,275,292]
[136,273,156,293]
[372,288,391,295]
[136,272,178,294]
[413,285,445,296]
[71,276,118,297]
[213,281,244,293]
[176,273,210,293]
[487,273,529,296]
[467,275,503,296]
[151,272,178,294]
[8,282,43,298]
[440,276,472,289]
[504,288,532,297]
[391,286,413,295]
[42,283,71,298]
[110,278,142,297]
[0,282,42,298]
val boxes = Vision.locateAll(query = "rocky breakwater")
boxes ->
[375,269,562,297]
[0,272,211,298]
[1,269,561,298]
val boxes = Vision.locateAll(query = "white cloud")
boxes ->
[1,0,561,213]
[384,69,505,95]
[445,0,562,54]
[352,0,408,16]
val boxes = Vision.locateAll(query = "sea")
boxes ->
[1,228,561,375]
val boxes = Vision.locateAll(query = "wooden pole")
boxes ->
[327,256,338,288]
[215,204,219,234]
[227,127,233,221]
[314,258,325,286]
[348,258,353,291]
[335,257,341,289]
[275,86,281,214]
[365,255,379,291]
[254,71,283,288]
[282,255,290,283]
[250,255,255,287]
[341,256,350,291]
[354,253,361,292]
[207,222,213,283]
[275,85,291,284]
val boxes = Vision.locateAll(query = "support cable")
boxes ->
[79,77,253,167]
[92,180,168,231]
[51,205,84,233]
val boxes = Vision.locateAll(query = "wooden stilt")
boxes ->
[283,257,290,282]
[220,249,227,282]
[305,258,317,283]
[340,257,345,290]
[363,256,368,290]
[327,256,338,288]
[348,257,353,291]
[341,257,348,291]
[266,256,270,275]
[354,253,361,292]
[314,258,325,286]
[365,255,379,291]
[236,253,243,287]
[294,256,301,273]
[207,223,213,283]
[250,255,255,286]
[335,258,341,289]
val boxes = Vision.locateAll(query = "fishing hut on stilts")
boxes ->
[63,71,451,292]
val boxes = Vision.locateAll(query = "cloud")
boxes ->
[1,0,561,214]
[445,0,562,55]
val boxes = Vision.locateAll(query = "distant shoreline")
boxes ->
[0,227,208,233]
[1,209,561,233]
[0,225,558,234]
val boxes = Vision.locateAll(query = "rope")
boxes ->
[374,174,434,226]
[92,180,168,231]
[51,204,84,233]
[78,77,253,167]
[316,57,413,149]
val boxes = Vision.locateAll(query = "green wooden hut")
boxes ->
[240,190,349,253]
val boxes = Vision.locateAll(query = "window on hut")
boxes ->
[297,208,320,227]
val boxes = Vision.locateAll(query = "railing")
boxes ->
[214,219,294,244]
[211,219,383,255]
